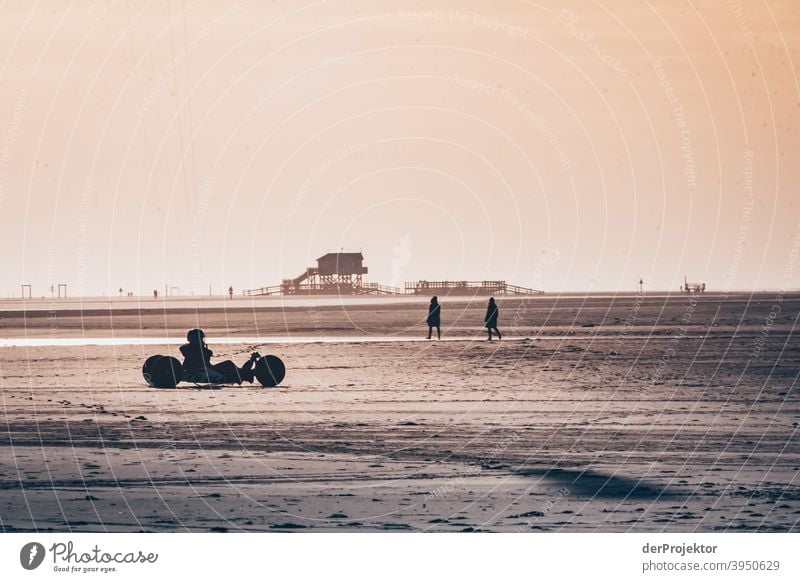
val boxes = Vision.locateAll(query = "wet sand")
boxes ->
[0,293,798,532]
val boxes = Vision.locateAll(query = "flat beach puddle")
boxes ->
[0,336,552,347]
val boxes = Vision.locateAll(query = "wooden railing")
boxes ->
[244,279,544,296]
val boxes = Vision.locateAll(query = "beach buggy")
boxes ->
[142,329,286,388]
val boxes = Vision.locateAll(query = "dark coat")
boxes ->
[180,342,213,371]
[427,303,441,326]
[485,303,499,328]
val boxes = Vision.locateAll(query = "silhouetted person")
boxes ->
[228,285,234,299]
[180,328,259,384]
[485,297,502,340]
[426,296,441,340]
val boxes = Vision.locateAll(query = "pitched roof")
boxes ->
[316,252,364,261]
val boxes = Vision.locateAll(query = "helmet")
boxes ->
[186,329,205,344]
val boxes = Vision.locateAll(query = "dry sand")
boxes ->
[0,293,798,532]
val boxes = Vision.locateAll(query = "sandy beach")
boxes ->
[0,293,798,532]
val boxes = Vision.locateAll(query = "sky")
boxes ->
[0,0,798,296]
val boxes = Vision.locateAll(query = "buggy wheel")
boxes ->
[142,355,161,386]
[254,355,285,387]
[147,356,183,388]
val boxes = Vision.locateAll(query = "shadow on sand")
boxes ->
[152,384,224,391]
[515,468,681,500]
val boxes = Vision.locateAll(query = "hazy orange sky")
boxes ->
[1,0,798,296]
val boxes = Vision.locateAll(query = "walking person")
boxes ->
[485,297,502,340]
[426,296,441,340]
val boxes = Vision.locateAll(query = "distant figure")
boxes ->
[485,297,502,340]
[179,328,259,384]
[153,290,158,299]
[426,296,441,340]
[228,285,234,299]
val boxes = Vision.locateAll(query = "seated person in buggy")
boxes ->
[180,328,260,384]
